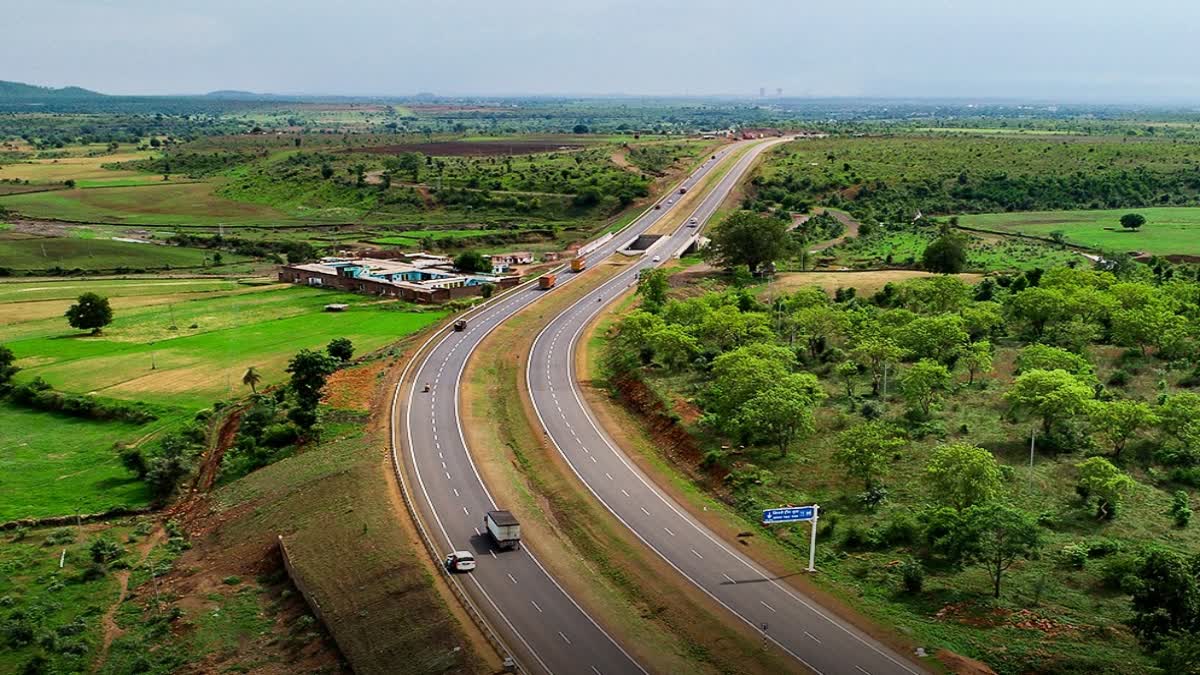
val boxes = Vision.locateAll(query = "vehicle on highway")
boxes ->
[539,273,557,290]
[485,510,521,550]
[688,217,698,226]
[652,255,661,262]
[667,198,674,204]
[453,319,467,331]
[679,187,688,194]
[653,203,662,210]
[445,550,476,572]
[570,256,586,272]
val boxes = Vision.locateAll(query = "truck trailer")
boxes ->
[539,274,557,290]
[570,257,586,273]
[484,510,521,550]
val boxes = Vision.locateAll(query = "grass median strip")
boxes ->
[461,257,796,674]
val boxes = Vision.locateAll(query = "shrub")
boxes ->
[260,422,299,448]
[859,400,885,420]
[223,576,242,586]
[899,558,925,593]
[88,537,123,564]
[858,485,889,509]
[882,512,920,546]
[1086,538,1122,558]
[1058,544,1089,570]
[1170,490,1192,528]
[1099,552,1141,593]
[44,528,75,546]
[1107,370,1131,387]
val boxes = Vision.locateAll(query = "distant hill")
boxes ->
[0,80,105,99]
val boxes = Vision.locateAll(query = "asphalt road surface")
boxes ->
[395,140,763,675]
[525,143,927,675]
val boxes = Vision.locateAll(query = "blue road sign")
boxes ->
[762,505,816,524]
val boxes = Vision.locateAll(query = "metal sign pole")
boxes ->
[807,504,819,573]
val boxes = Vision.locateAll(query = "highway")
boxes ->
[392,140,762,675]
[525,142,927,675]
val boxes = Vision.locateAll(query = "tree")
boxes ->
[925,442,1003,511]
[480,283,496,299]
[834,360,859,398]
[704,211,792,275]
[646,325,699,371]
[1076,456,1135,519]
[959,503,1043,598]
[1015,343,1093,379]
[349,163,367,187]
[454,250,488,273]
[1112,303,1186,356]
[385,152,422,182]
[0,344,18,384]
[286,349,338,421]
[242,366,262,394]
[705,343,796,430]
[65,292,113,334]
[1007,287,1068,338]
[835,421,905,490]
[1005,369,1094,435]
[572,123,590,134]
[922,233,968,274]
[1128,547,1200,647]
[1120,213,1147,231]
[637,268,669,313]
[901,359,951,417]
[320,163,334,180]
[962,340,994,385]
[1087,399,1159,457]
[893,314,969,364]
[852,337,903,396]
[327,337,354,362]
[735,373,824,456]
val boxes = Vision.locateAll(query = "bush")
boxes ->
[858,485,889,509]
[44,528,75,546]
[899,558,925,593]
[1170,490,1192,528]
[1107,370,1131,387]
[882,512,920,546]
[1086,538,1122,558]
[859,400,885,420]
[1099,552,1141,593]
[9,377,156,424]
[260,422,299,448]
[1058,544,1089,570]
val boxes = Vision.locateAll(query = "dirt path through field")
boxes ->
[806,208,862,252]
[91,524,166,674]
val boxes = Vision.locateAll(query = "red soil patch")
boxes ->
[321,361,384,412]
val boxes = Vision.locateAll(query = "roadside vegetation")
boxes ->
[601,214,1200,672]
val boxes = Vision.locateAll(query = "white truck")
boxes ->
[484,510,521,551]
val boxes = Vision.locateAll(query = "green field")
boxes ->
[0,236,251,271]
[0,280,443,519]
[369,229,491,246]
[959,207,1200,256]
[0,181,294,225]
[0,405,155,521]
[5,284,444,409]
[822,228,1081,272]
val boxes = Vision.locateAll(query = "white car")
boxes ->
[652,255,661,262]
[667,199,674,204]
[445,551,476,572]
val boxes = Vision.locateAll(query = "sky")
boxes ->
[6,0,1199,102]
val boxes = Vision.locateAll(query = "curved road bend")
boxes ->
[527,141,926,675]
[395,140,761,675]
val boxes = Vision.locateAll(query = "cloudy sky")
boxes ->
[6,0,1198,101]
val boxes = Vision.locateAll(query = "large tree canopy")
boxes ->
[704,211,792,275]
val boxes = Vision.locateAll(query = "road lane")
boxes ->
[527,139,927,675]
[394,141,756,674]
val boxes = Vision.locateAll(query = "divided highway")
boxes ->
[392,140,759,675]
[526,143,927,675]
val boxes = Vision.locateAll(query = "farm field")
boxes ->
[0,235,252,272]
[0,182,297,225]
[0,149,159,186]
[0,405,155,521]
[4,284,444,409]
[959,206,1200,256]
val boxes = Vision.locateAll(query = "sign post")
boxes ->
[762,504,820,572]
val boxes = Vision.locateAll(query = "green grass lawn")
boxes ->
[0,405,158,521]
[959,207,1200,256]
[0,236,251,271]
